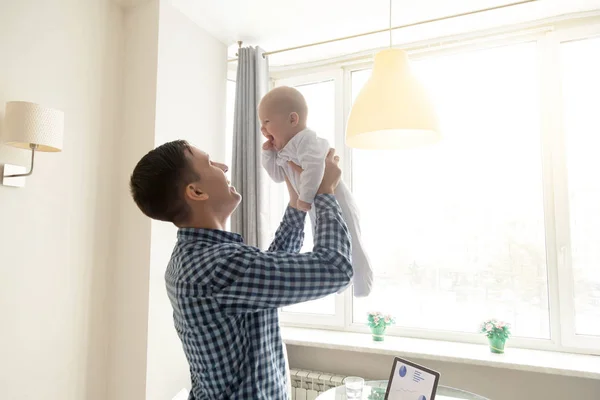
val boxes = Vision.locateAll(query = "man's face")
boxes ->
[187,147,241,216]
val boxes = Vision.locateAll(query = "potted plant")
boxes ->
[480,319,511,354]
[367,312,395,341]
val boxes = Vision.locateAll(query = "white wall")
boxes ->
[287,345,600,400]
[145,2,227,400]
[107,1,159,400]
[0,1,123,399]
[0,1,226,399]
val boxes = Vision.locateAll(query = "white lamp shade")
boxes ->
[2,101,64,152]
[346,49,440,149]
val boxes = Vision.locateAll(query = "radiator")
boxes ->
[289,368,349,400]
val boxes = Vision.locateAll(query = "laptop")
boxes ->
[385,356,441,400]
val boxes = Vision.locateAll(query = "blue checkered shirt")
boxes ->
[166,194,353,400]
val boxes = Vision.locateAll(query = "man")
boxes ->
[129,140,353,399]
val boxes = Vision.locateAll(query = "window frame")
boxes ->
[546,23,600,351]
[268,19,600,355]
[274,70,347,327]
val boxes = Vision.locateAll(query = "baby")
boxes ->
[259,86,373,298]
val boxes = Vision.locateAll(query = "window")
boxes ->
[225,79,236,231]
[351,43,550,339]
[225,79,236,170]
[264,21,600,353]
[283,79,336,253]
[561,36,600,337]
[277,77,338,316]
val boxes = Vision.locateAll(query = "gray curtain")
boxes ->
[231,46,270,247]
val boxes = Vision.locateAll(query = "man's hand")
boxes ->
[285,149,341,208]
[285,161,302,209]
[317,149,341,195]
[284,175,300,209]
[297,200,312,211]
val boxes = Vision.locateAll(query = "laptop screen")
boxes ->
[385,357,441,400]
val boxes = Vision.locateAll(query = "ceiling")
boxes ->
[168,0,600,66]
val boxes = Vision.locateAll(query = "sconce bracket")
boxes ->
[2,164,27,187]
[0,144,37,187]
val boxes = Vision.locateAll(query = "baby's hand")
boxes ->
[262,140,275,151]
[297,200,312,212]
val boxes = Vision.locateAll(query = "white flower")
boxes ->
[485,323,493,331]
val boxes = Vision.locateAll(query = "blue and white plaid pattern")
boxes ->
[166,194,353,400]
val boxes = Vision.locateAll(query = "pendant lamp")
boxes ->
[346,0,440,149]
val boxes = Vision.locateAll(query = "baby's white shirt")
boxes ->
[261,128,374,297]
[262,128,329,204]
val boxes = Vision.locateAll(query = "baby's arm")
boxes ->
[261,146,286,183]
[296,134,328,211]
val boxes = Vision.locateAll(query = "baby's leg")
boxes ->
[308,207,317,237]
[334,181,373,297]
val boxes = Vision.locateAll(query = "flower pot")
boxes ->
[488,336,506,354]
[370,326,387,341]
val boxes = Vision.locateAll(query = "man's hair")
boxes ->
[130,140,199,224]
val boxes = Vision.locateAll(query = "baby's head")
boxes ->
[258,86,308,151]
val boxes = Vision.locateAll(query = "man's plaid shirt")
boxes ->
[165,194,353,399]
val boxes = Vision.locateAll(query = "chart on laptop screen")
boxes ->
[385,358,440,400]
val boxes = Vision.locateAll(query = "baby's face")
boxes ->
[258,105,295,151]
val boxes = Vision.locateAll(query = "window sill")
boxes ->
[281,327,600,380]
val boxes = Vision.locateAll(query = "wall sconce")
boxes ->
[0,101,64,187]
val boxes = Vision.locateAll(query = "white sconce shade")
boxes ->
[1,101,65,186]
[3,101,64,152]
[346,49,440,149]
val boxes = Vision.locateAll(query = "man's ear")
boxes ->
[185,182,209,202]
[289,112,299,127]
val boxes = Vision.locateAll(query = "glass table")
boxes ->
[315,380,489,400]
